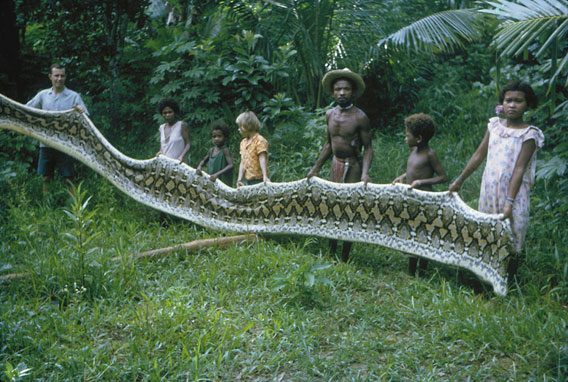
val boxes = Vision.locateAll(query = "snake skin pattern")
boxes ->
[0,94,513,295]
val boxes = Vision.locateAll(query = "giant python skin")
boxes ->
[0,94,512,295]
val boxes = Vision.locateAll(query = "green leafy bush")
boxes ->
[272,257,333,307]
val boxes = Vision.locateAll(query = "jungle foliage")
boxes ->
[1,0,567,380]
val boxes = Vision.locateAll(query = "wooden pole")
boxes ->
[0,234,259,281]
[0,272,31,281]
[111,233,259,261]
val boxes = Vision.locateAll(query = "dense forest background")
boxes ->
[1,0,567,380]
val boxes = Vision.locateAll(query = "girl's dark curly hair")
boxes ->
[158,98,180,115]
[499,80,538,109]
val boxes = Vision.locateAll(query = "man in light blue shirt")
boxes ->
[26,63,88,195]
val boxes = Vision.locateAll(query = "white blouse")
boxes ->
[159,121,187,160]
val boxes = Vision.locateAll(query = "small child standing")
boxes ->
[236,111,270,187]
[196,121,234,186]
[393,113,448,276]
[449,80,544,280]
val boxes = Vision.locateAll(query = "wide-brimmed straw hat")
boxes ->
[322,68,366,99]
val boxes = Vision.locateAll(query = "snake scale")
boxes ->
[0,94,512,295]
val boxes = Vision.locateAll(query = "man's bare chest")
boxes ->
[328,118,360,137]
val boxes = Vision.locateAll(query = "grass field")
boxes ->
[1,128,566,381]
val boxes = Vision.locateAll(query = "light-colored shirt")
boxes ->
[239,133,269,180]
[26,87,89,147]
[159,121,187,161]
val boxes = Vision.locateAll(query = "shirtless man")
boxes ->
[307,68,373,262]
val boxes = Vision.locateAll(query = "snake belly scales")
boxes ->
[0,94,513,296]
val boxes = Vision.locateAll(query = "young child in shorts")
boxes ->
[393,113,448,276]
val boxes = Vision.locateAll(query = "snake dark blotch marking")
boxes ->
[0,94,513,295]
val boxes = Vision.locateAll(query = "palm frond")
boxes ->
[378,9,482,54]
[480,0,568,88]
[481,0,568,57]
[551,52,568,86]
[481,0,568,19]
[537,18,568,56]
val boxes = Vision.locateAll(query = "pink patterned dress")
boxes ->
[479,117,544,252]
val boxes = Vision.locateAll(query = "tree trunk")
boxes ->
[0,0,21,98]
[103,5,130,130]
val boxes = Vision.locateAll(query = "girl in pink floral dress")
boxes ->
[449,80,544,278]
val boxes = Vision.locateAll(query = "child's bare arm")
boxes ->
[237,161,245,188]
[410,150,447,188]
[196,152,210,175]
[449,131,489,192]
[393,173,406,184]
[501,139,536,220]
[258,151,270,184]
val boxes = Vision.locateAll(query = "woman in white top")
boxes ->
[156,98,190,163]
